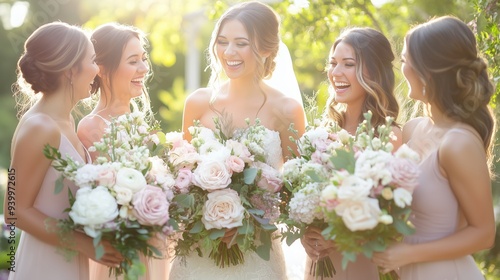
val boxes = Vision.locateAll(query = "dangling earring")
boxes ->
[261,56,266,64]
[422,85,426,96]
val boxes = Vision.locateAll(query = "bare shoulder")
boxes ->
[440,126,485,160]
[402,117,427,143]
[185,87,212,108]
[266,86,304,117]
[14,114,60,154]
[77,115,107,148]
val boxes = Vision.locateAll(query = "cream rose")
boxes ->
[337,175,373,201]
[115,167,147,193]
[201,189,245,230]
[132,185,170,226]
[335,197,381,231]
[69,186,119,237]
[193,158,232,191]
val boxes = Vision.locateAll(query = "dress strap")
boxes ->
[89,114,111,125]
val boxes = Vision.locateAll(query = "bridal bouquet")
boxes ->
[318,112,419,280]
[44,112,175,279]
[281,120,352,279]
[169,118,282,268]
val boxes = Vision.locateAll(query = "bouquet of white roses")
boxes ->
[281,120,352,279]
[169,118,282,268]
[318,112,419,280]
[44,112,175,279]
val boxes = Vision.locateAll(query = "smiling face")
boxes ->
[108,37,149,99]
[327,41,366,107]
[215,19,258,81]
[73,41,99,101]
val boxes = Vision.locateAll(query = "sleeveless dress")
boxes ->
[400,126,485,280]
[169,129,288,280]
[83,114,171,280]
[9,134,90,280]
[304,250,379,280]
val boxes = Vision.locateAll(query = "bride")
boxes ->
[168,1,306,279]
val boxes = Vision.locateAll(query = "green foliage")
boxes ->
[471,0,500,105]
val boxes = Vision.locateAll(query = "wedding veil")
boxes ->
[265,41,304,107]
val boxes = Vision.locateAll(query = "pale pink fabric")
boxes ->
[9,134,90,280]
[401,127,484,280]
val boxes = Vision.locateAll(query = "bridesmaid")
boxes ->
[373,16,495,280]
[76,23,170,280]
[300,27,402,280]
[5,22,122,280]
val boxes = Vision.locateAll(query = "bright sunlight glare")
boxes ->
[10,1,29,29]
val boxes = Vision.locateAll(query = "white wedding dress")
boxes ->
[169,129,288,280]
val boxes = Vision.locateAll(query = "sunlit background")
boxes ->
[0,0,498,279]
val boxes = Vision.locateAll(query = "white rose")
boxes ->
[337,175,373,201]
[113,185,133,205]
[115,167,147,193]
[69,186,119,237]
[201,189,245,230]
[393,188,413,208]
[193,157,232,191]
[335,197,381,231]
[198,139,226,155]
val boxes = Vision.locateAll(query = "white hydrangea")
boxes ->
[355,149,393,187]
[288,182,324,224]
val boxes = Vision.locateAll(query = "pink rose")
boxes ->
[253,162,283,193]
[175,168,193,194]
[132,185,170,226]
[97,166,116,188]
[226,155,245,173]
[388,157,419,193]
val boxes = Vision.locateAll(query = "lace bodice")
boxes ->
[263,129,283,170]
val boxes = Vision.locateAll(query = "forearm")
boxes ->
[16,207,79,249]
[406,226,494,264]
